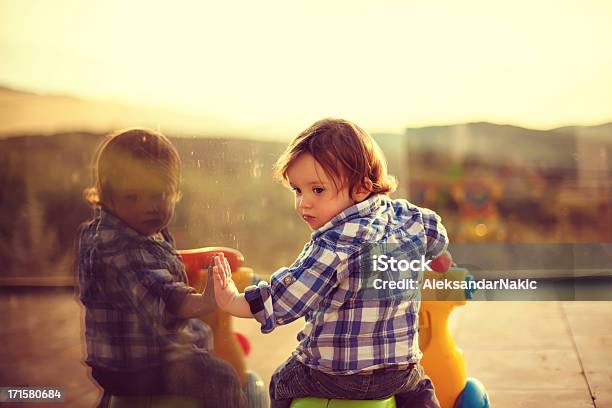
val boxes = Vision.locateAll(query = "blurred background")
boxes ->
[1,1,611,406]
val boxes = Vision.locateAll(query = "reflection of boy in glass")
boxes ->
[212,119,448,408]
[76,128,245,407]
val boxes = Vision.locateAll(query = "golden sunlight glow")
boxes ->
[1,0,612,138]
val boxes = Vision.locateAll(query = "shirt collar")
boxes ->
[310,194,384,240]
[97,208,175,251]
[98,208,143,240]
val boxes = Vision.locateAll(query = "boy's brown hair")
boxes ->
[84,127,181,208]
[274,118,397,197]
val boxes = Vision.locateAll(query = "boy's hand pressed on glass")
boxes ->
[175,266,217,318]
[212,253,253,318]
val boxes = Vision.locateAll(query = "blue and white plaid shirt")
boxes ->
[76,209,212,371]
[244,194,448,374]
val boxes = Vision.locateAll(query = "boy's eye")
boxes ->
[313,187,325,194]
[292,187,302,195]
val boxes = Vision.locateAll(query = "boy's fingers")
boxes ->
[213,261,226,289]
[216,255,225,270]
[218,261,232,285]
[216,253,230,282]
[223,257,231,280]
[212,267,223,289]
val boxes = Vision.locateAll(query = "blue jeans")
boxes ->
[269,356,440,408]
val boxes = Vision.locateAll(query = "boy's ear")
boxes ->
[352,179,373,202]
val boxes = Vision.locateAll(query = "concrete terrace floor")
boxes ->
[1,290,611,407]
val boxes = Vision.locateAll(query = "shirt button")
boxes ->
[283,276,294,286]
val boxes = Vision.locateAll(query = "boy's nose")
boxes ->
[297,197,312,209]
[145,198,162,213]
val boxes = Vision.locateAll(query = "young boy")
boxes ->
[76,128,245,408]
[212,118,448,408]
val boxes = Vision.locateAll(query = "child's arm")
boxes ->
[108,251,216,319]
[422,208,449,259]
[242,242,344,333]
[173,294,215,318]
[173,264,219,318]
[212,253,253,318]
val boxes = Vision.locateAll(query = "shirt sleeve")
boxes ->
[104,248,196,325]
[421,208,449,259]
[243,239,344,333]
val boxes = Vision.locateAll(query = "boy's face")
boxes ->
[286,153,357,230]
[106,165,176,236]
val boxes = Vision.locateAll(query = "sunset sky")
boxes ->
[1,0,612,138]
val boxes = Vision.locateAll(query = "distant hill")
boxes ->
[0,86,242,139]
[3,85,611,146]
[403,121,612,169]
